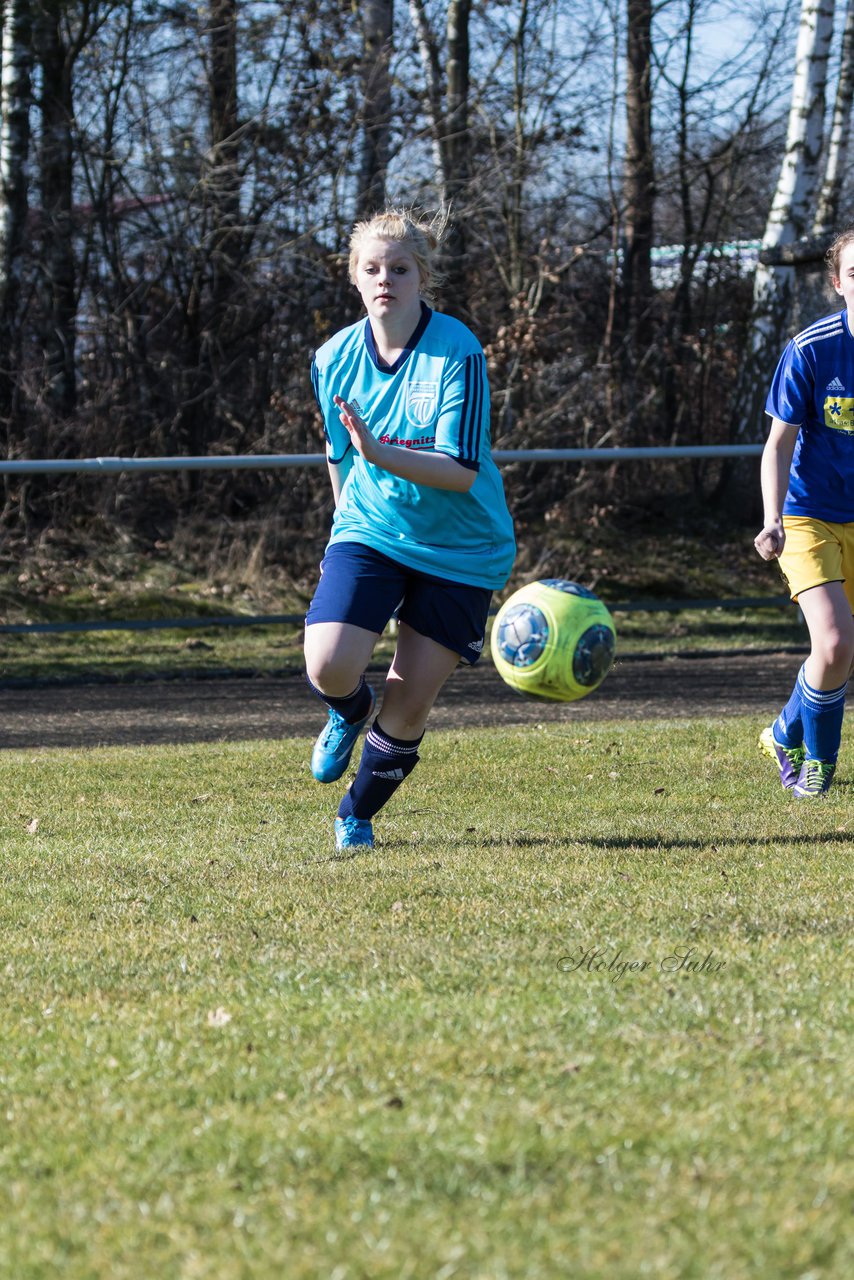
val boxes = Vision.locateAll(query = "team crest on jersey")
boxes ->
[406,381,439,427]
[824,396,854,432]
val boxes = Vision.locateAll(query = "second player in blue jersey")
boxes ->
[755,227,854,798]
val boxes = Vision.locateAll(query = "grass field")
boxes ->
[1,720,851,1279]
[0,604,806,687]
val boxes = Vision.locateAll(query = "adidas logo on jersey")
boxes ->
[826,376,846,392]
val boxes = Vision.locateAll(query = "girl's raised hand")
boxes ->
[333,395,377,462]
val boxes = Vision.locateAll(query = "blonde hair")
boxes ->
[348,207,449,300]
[826,227,854,280]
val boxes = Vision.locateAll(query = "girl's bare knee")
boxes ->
[305,655,361,697]
[810,634,854,681]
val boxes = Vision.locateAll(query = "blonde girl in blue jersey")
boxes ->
[304,209,516,850]
[755,227,854,797]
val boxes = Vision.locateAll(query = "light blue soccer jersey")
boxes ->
[766,308,854,522]
[311,304,516,589]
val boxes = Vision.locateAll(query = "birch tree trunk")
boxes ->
[734,0,835,440]
[0,0,33,423]
[786,0,854,326]
[813,0,854,232]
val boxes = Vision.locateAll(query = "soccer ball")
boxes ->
[490,579,616,702]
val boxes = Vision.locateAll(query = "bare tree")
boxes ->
[205,0,241,297]
[162,0,254,459]
[356,0,394,218]
[1,0,834,555]
[408,0,445,198]
[34,1,78,417]
[623,0,655,357]
[650,0,793,449]
[444,0,471,210]
[0,0,33,423]
[406,0,472,311]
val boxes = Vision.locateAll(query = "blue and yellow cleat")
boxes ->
[334,815,375,851]
[310,691,375,783]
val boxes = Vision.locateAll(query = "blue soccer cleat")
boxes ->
[310,690,375,783]
[759,725,805,790]
[334,815,375,851]
[792,758,836,799]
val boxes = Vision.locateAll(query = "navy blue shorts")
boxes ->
[305,542,492,666]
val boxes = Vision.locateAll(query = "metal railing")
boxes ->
[1,444,772,635]
[0,443,763,476]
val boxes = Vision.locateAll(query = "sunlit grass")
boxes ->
[0,721,850,1278]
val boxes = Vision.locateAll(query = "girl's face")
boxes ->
[832,241,854,314]
[354,236,422,325]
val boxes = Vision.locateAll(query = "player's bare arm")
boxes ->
[327,457,343,506]
[754,418,800,560]
[334,395,476,494]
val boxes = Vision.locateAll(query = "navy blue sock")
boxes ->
[338,720,422,821]
[306,673,373,724]
[797,667,846,763]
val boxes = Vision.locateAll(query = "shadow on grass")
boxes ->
[388,830,854,854]
[588,832,854,852]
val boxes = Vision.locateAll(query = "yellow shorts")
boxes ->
[779,515,854,609]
